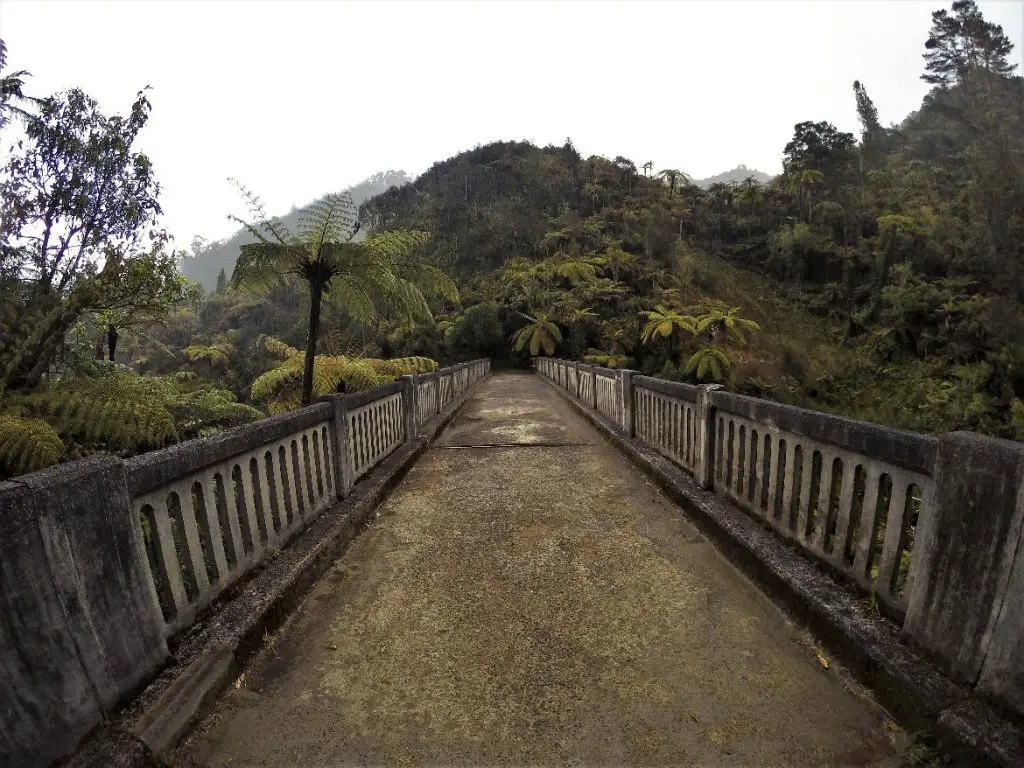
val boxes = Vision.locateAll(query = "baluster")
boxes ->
[876,477,911,602]
[793,447,814,542]
[149,495,189,617]
[810,451,836,553]
[765,432,780,517]
[853,464,884,587]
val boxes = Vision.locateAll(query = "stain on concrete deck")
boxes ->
[173,373,903,767]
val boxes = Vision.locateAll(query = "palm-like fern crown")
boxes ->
[640,305,696,344]
[693,305,762,344]
[250,335,438,414]
[684,346,732,382]
[229,180,458,326]
[511,313,562,356]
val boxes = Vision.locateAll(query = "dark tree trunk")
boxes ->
[301,277,324,407]
[107,324,119,362]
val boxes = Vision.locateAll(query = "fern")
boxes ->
[7,370,263,456]
[251,340,439,414]
[184,342,233,368]
[171,389,265,438]
[583,349,628,369]
[0,415,64,476]
[684,346,732,383]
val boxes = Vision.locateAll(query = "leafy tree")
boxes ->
[215,268,227,293]
[0,85,163,390]
[443,301,505,360]
[229,182,458,406]
[94,248,199,361]
[853,80,881,137]
[0,39,32,128]
[922,0,1017,88]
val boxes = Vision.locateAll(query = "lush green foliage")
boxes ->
[229,181,457,406]
[355,1,1023,438]
[249,336,437,413]
[0,414,64,475]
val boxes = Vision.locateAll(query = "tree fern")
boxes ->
[230,180,457,407]
[184,342,233,369]
[251,336,439,414]
[684,346,732,383]
[0,415,64,476]
[512,313,562,356]
[7,369,263,457]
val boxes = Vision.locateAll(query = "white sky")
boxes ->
[2,0,1022,248]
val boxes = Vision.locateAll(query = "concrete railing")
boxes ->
[0,358,489,768]
[536,357,1024,721]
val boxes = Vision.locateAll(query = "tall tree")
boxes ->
[853,80,881,137]
[0,86,163,390]
[229,183,457,406]
[922,0,1017,88]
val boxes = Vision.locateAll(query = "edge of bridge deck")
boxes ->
[62,381,483,768]
[537,373,1024,768]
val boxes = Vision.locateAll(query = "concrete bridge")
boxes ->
[3,361,1024,767]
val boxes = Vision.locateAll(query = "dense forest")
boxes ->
[0,0,1021,480]
[358,0,1024,439]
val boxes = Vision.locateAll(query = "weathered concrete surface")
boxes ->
[905,433,1024,695]
[0,456,166,768]
[174,373,902,767]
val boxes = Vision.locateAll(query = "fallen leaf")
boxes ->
[816,650,830,669]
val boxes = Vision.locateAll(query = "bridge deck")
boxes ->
[175,373,902,767]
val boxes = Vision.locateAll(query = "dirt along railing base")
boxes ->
[59,369,489,768]
[538,369,1024,768]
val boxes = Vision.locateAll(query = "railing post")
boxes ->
[904,433,1024,711]
[400,375,417,441]
[618,368,636,436]
[589,366,598,410]
[572,361,581,399]
[696,384,722,490]
[326,394,355,498]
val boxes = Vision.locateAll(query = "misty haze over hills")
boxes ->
[691,164,774,188]
[181,163,774,290]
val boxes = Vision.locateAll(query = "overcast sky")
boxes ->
[2,0,1022,249]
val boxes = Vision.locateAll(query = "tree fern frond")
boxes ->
[261,335,301,360]
[228,178,295,246]
[0,415,64,476]
[233,242,304,291]
[298,192,358,252]
[325,274,376,322]
[250,353,440,413]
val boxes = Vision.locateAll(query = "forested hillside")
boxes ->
[360,0,1024,439]
[0,0,1020,480]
